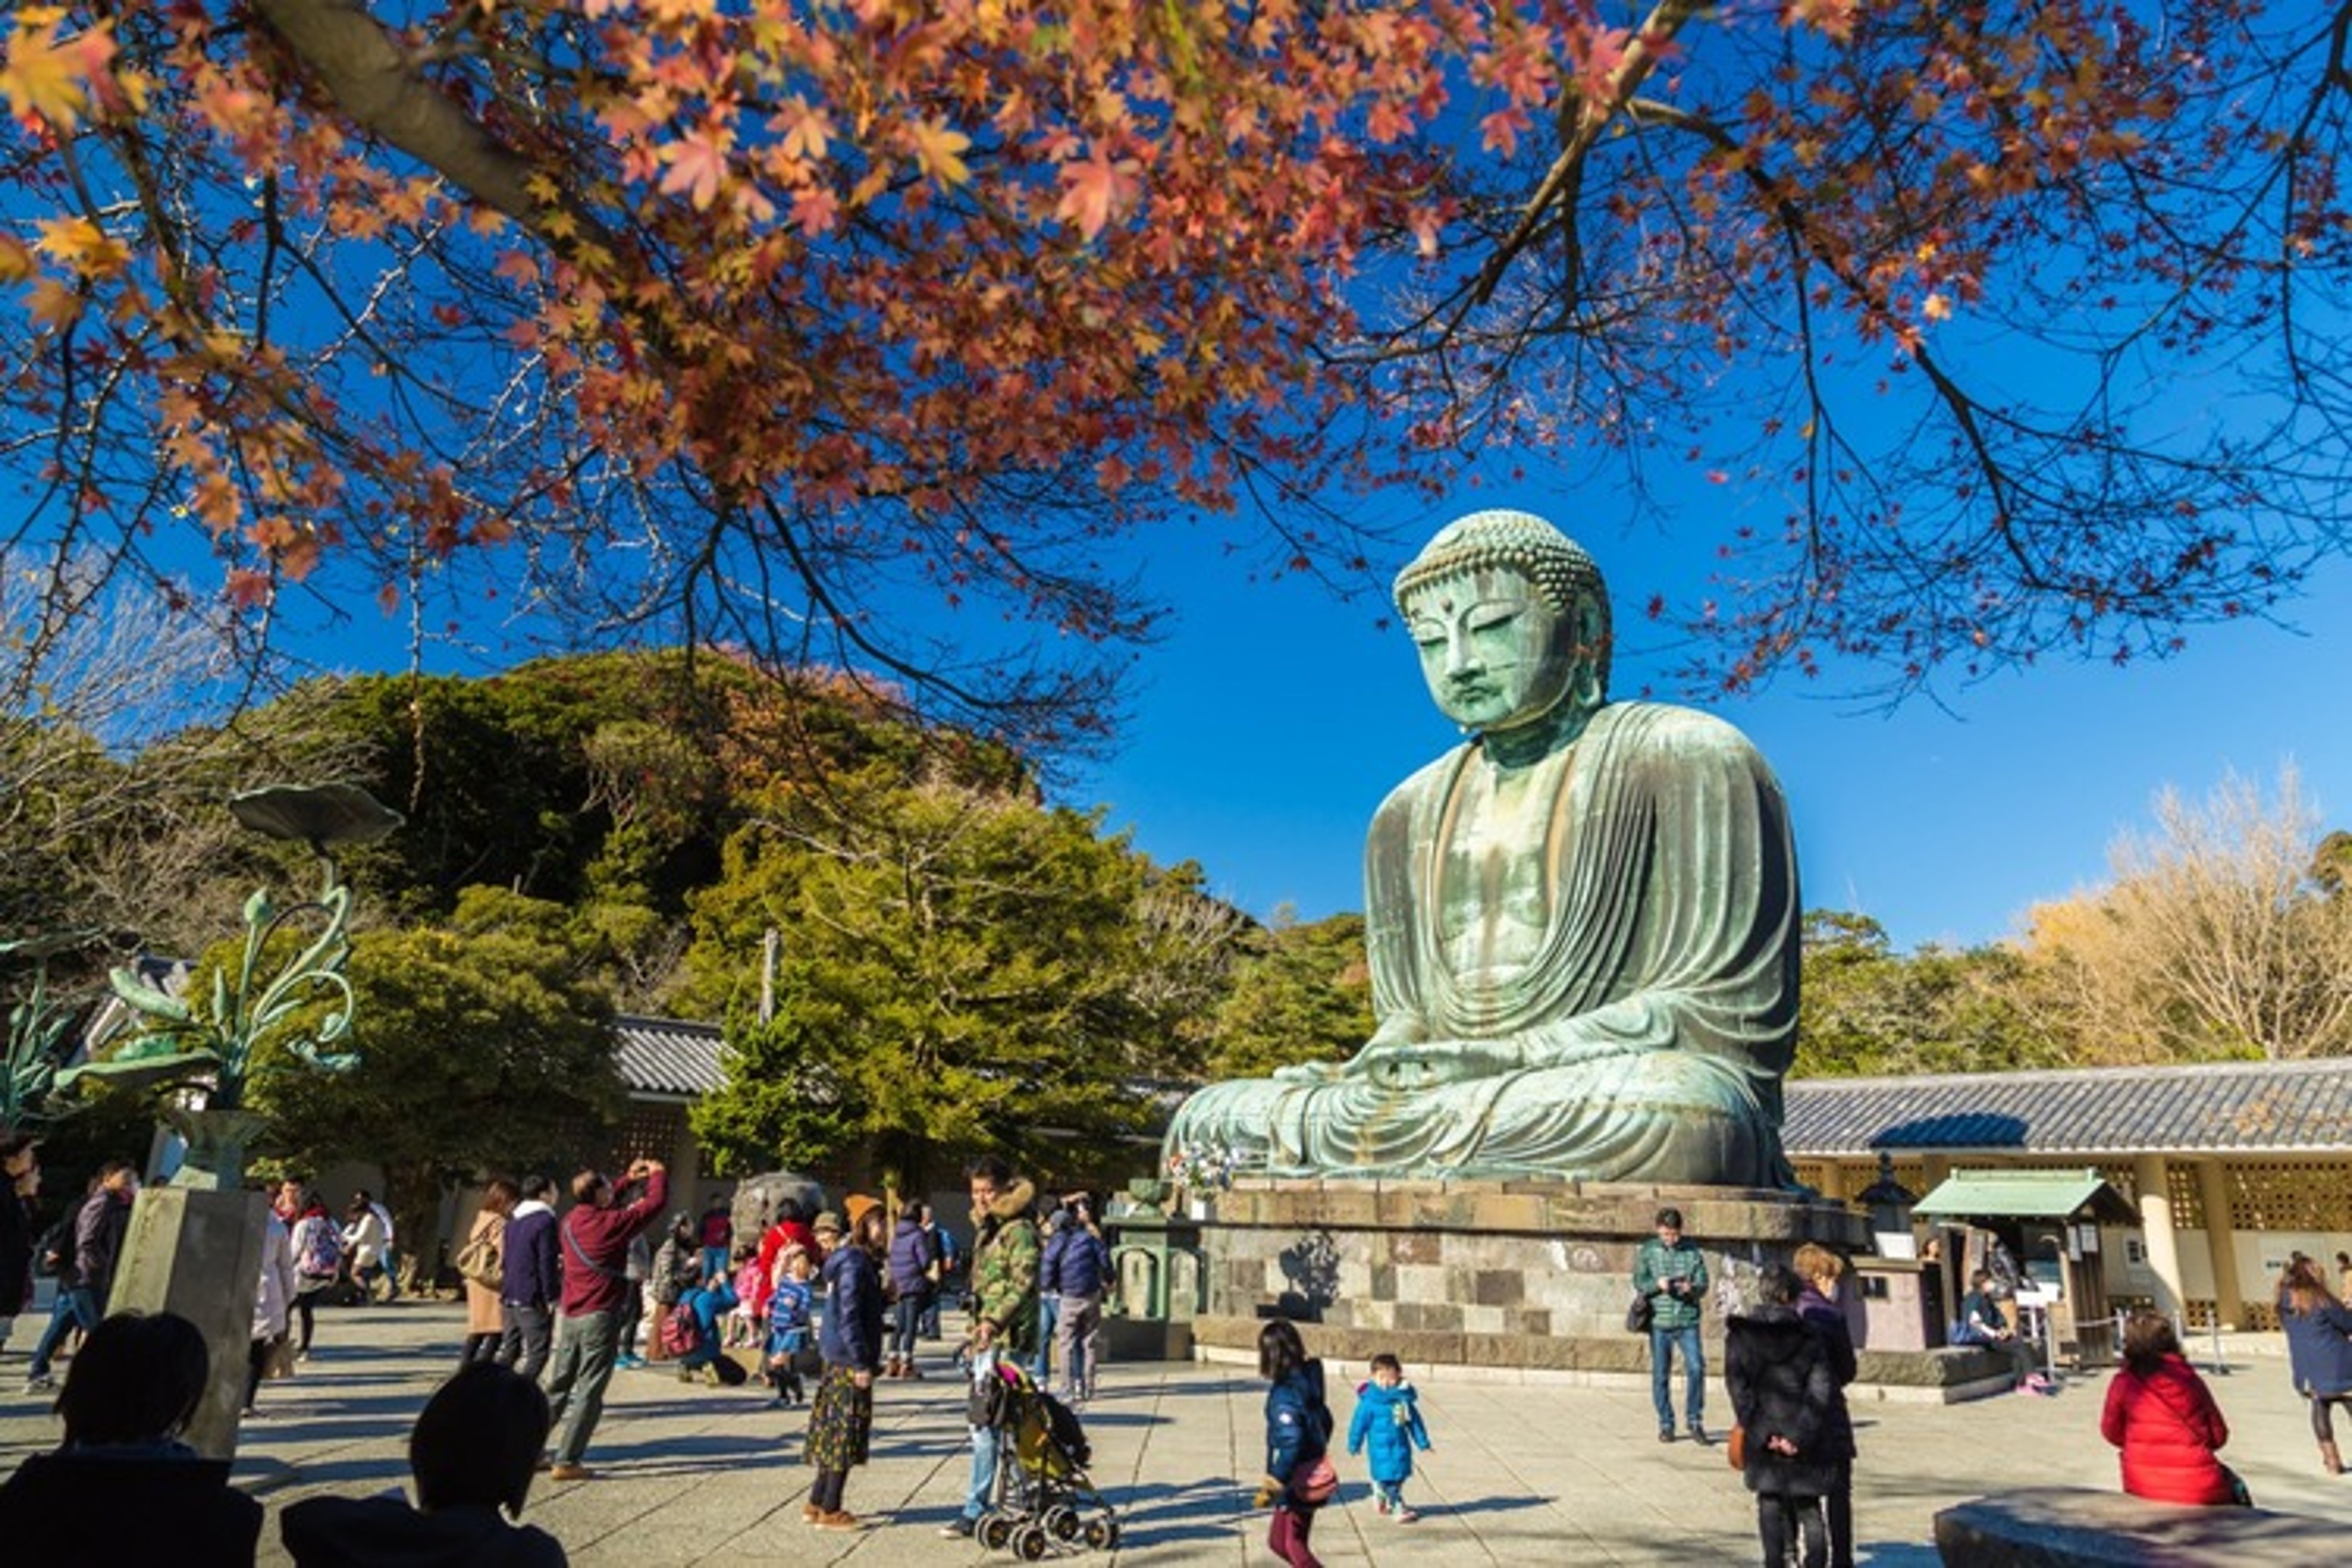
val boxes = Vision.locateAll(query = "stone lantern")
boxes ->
[1859,1150,1919,1259]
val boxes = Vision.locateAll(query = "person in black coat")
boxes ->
[1726,1265,1837,1568]
[1794,1243,1859,1568]
[0,1136,36,1352]
[2279,1255,2352,1474]
[0,1310,263,1568]
[805,1201,888,1530]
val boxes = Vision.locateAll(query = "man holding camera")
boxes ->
[1634,1205,1712,1445]
[542,1156,668,1479]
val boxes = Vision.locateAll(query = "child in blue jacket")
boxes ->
[1347,1352,1433,1522]
[763,1246,814,1405]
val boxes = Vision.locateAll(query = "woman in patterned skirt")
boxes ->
[804,1198,887,1529]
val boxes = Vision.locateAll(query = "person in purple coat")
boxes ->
[884,1203,936,1379]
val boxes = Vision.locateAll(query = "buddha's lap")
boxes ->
[1174,1046,1765,1141]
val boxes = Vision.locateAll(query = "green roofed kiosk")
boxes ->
[1915,1167,2138,1369]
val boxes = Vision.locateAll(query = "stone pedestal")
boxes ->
[108,1186,270,1460]
[1193,1177,1869,1371]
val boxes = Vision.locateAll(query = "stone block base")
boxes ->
[110,1187,271,1460]
[1188,1313,2015,1402]
[1935,1486,2343,1564]
[1103,1315,1193,1363]
[1199,1177,1870,1344]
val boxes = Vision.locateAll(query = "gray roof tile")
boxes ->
[613,1014,722,1098]
[1783,1057,2352,1156]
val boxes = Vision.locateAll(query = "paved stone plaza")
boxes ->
[5,1302,2351,1564]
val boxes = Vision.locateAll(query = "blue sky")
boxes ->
[1063,508,2352,955]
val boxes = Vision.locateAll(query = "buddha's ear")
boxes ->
[1572,597,1612,701]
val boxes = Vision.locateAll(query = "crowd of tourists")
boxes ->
[9,1135,2352,1565]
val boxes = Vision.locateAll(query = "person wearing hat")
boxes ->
[942,1154,1041,1539]
[804,1201,888,1530]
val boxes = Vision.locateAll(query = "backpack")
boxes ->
[453,1226,501,1290]
[298,1216,343,1281]
[661,1299,702,1357]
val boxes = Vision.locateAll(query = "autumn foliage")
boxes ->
[1,1,2345,737]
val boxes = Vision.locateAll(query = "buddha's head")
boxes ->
[1393,510,1610,738]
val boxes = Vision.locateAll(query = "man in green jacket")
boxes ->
[943,1153,1040,1538]
[1635,1205,1712,1444]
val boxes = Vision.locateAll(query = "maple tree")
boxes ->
[1,1,2345,741]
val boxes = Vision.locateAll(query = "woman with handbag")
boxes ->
[1726,1265,1836,1568]
[458,1180,517,1364]
[804,1201,888,1530]
[1256,1318,1337,1568]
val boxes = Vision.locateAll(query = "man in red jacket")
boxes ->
[542,1156,667,1479]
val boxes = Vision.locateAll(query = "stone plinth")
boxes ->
[108,1186,270,1460]
[1199,1177,1869,1344]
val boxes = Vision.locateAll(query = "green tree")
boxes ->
[1794,910,2058,1079]
[242,886,624,1266]
[1206,910,1376,1082]
[686,764,1175,1188]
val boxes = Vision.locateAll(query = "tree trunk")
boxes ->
[382,1161,446,1296]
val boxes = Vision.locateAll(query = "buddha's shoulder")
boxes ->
[1595,701,1766,762]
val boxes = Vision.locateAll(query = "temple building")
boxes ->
[1783,1057,2352,1331]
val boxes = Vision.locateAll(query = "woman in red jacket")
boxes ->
[2099,1311,2247,1507]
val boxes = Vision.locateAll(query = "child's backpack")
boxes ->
[298,1217,344,1281]
[661,1299,702,1357]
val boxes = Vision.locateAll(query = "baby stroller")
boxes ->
[973,1362,1120,1558]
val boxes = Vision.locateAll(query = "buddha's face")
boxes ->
[1402,566,1592,734]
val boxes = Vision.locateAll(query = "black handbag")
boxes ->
[1626,1291,1654,1334]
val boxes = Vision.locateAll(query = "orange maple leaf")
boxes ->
[1056,147,1140,241]
[658,132,730,211]
[910,118,973,186]
[1,14,114,128]
[23,277,83,329]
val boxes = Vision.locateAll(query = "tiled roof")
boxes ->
[1782,1057,2352,1157]
[613,1014,723,1099]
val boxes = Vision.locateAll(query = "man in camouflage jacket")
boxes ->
[944,1153,1040,1537]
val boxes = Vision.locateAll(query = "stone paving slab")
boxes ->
[5,1302,2351,1564]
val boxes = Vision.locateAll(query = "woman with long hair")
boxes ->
[804,1199,887,1530]
[2099,1310,2244,1506]
[1256,1318,1335,1568]
[2279,1256,2352,1474]
[461,1180,520,1364]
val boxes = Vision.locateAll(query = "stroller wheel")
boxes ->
[1013,1523,1051,1561]
[978,1512,1016,1551]
[1082,1516,1120,1552]
[1043,1504,1082,1542]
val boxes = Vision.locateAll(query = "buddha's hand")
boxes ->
[1276,1020,1425,1084]
[1355,1037,1524,1090]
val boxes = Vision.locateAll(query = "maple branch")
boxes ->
[248,0,621,263]
[1465,0,1707,311]
[1623,95,2062,600]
